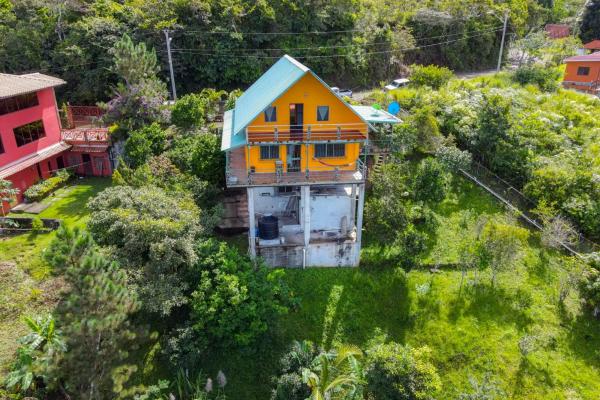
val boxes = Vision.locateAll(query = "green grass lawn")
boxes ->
[0,177,110,373]
[200,175,600,400]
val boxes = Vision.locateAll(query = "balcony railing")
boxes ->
[226,155,366,187]
[64,105,105,129]
[246,123,368,144]
[61,128,109,143]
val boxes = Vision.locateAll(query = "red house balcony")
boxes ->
[61,105,110,153]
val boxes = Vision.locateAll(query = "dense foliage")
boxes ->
[409,64,453,90]
[124,122,168,167]
[0,0,580,102]
[87,185,200,315]
[389,74,600,240]
[579,0,600,43]
[190,239,289,349]
[365,343,441,400]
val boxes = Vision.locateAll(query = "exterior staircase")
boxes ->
[218,189,249,231]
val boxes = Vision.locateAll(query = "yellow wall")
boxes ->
[245,73,367,173]
[245,143,361,173]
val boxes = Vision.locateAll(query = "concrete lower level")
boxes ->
[247,183,365,267]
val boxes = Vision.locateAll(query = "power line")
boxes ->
[163,29,503,59]
[168,26,504,54]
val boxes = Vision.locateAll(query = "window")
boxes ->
[260,145,279,159]
[315,143,345,158]
[577,66,590,76]
[0,93,39,116]
[13,120,45,147]
[264,106,277,122]
[0,137,4,154]
[317,106,329,121]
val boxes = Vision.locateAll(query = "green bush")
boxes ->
[365,343,441,400]
[190,239,290,349]
[171,93,208,129]
[124,122,167,167]
[410,64,453,89]
[31,217,44,232]
[412,158,448,203]
[24,169,71,202]
[513,66,560,92]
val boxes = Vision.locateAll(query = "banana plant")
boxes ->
[301,344,364,400]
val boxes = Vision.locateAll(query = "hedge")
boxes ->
[24,169,72,202]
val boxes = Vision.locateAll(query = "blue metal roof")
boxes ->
[232,55,309,136]
[221,110,247,151]
[350,106,402,124]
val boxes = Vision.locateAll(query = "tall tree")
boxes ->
[580,0,600,43]
[44,226,142,400]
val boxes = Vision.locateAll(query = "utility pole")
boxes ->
[497,10,509,73]
[163,29,177,101]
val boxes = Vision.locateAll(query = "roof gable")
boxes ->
[565,52,600,63]
[232,55,309,136]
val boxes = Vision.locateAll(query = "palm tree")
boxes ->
[301,344,364,400]
[0,178,19,217]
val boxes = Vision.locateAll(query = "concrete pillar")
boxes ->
[302,185,311,247]
[354,183,366,265]
[349,184,357,229]
[247,187,256,258]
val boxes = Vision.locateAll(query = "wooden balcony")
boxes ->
[246,123,368,144]
[64,105,105,129]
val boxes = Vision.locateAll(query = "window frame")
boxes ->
[314,143,345,158]
[0,93,39,116]
[13,120,46,147]
[0,136,4,154]
[316,105,330,122]
[577,66,590,76]
[260,145,280,160]
[264,106,277,122]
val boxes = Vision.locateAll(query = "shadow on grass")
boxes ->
[447,283,534,330]
[48,178,111,222]
[512,356,554,398]
[562,310,600,369]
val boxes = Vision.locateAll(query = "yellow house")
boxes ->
[221,55,400,267]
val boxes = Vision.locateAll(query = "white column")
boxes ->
[354,184,366,265]
[247,187,256,258]
[302,185,311,247]
[349,184,357,229]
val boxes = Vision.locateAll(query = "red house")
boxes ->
[0,73,112,213]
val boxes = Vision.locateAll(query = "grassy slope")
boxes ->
[207,175,600,400]
[0,178,110,372]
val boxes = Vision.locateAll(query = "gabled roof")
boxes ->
[222,55,371,151]
[564,52,600,63]
[584,40,600,50]
[0,73,65,99]
[545,24,570,39]
[232,55,309,136]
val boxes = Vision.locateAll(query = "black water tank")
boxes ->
[258,215,279,240]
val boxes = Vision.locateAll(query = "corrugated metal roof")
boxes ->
[221,110,247,151]
[232,55,309,136]
[564,52,600,62]
[0,142,71,179]
[0,73,65,99]
[584,40,600,50]
[351,106,402,124]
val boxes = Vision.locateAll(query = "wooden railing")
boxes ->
[61,128,109,143]
[65,105,105,129]
[246,123,368,144]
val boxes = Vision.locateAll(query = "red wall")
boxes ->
[0,88,62,167]
[563,61,600,93]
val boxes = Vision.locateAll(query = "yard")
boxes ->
[200,175,600,399]
[0,178,111,373]
[1,174,599,399]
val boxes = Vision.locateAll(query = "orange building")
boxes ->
[562,52,600,95]
[221,55,400,267]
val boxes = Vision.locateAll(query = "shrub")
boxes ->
[30,218,44,232]
[190,239,290,349]
[412,158,448,203]
[578,254,600,316]
[410,64,453,89]
[365,343,441,400]
[23,169,71,202]
[171,93,208,129]
[271,340,319,400]
[124,122,167,167]
[513,66,560,92]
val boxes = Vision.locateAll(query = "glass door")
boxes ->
[287,144,301,172]
[289,103,304,140]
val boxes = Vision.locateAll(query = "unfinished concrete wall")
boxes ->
[310,194,352,231]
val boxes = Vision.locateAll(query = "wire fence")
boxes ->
[462,160,600,257]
